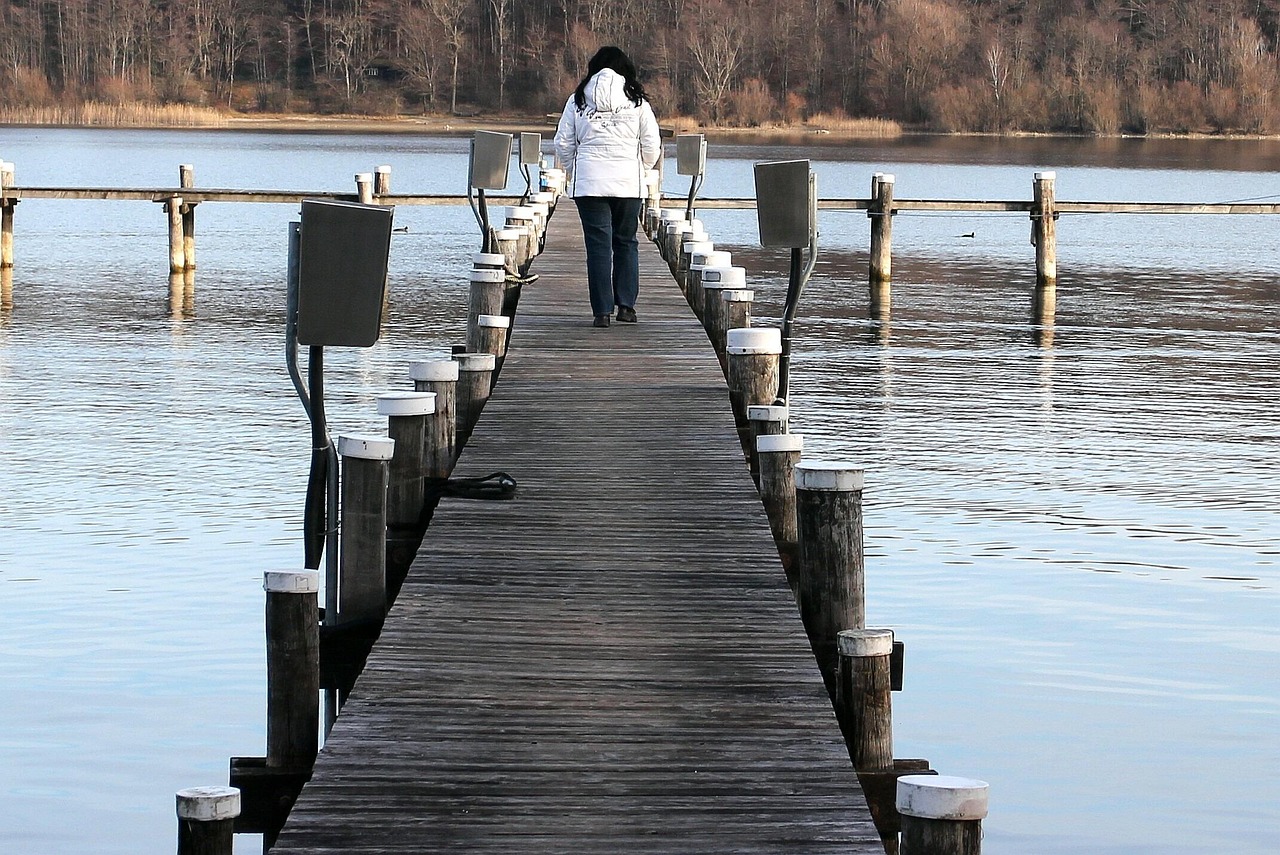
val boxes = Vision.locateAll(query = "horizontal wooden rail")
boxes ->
[679,197,1280,215]
[1,188,524,206]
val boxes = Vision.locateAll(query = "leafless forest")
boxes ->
[2,0,1279,133]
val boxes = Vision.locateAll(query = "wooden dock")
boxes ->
[268,212,882,852]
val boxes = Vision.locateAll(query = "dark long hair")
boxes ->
[573,46,647,110]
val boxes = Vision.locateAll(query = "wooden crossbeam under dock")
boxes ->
[269,213,882,853]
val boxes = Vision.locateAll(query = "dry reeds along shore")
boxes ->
[0,102,903,138]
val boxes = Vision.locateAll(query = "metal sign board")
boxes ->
[676,134,707,176]
[470,131,513,190]
[519,132,542,165]
[296,199,394,347]
[754,160,814,248]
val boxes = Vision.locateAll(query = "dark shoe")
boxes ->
[616,306,637,323]
[593,314,610,328]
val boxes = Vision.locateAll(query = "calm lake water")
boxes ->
[1,127,1277,854]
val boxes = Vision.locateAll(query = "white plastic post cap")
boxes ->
[1035,171,1056,180]
[531,192,556,204]
[703,266,746,286]
[495,228,521,241]
[477,314,511,329]
[795,461,865,491]
[377,391,436,416]
[337,434,396,461]
[176,787,241,821]
[693,251,733,269]
[748,404,789,421]
[690,218,704,231]
[721,288,755,302]
[683,240,715,255]
[726,327,782,355]
[838,628,894,658]
[505,206,535,220]
[470,268,505,283]
[409,359,459,382]
[896,775,989,821]
[880,173,895,184]
[472,252,505,267]
[529,203,550,217]
[354,172,373,182]
[454,352,497,371]
[666,221,692,234]
[756,433,803,453]
[264,570,320,594]
[660,208,682,220]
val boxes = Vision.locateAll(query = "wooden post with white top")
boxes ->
[746,403,788,485]
[355,172,374,205]
[756,432,803,583]
[336,434,394,626]
[265,570,321,772]
[1032,171,1057,288]
[726,327,781,463]
[836,628,893,774]
[411,359,458,477]
[869,173,895,288]
[468,267,506,344]
[374,165,392,197]
[176,786,240,855]
[469,313,511,362]
[794,461,866,705]
[377,391,437,531]
[165,194,185,274]
[453,352,496,455]
[897,776,989,855]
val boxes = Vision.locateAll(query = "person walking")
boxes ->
[554,46,662,328]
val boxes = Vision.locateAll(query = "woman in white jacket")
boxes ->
[554,46,662,328]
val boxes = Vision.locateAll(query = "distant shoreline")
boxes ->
[5,111,1279,143]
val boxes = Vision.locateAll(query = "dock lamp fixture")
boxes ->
[676,133,707,221]
[286,199,395,622]
[468,130,514,252]
[753,159,817,407]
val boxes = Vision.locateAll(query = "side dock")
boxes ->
[268,212,882,852]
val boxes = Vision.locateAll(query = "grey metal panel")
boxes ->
[676,134,707,176]
[519,133,542,166]
[753,160,813,248]
[470,131,513,190]
[296,199,394,348]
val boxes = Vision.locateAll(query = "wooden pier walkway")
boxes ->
[269,213,881,853]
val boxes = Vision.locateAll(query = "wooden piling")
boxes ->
[377,392,437,530]
[453,352,496,453]
[176,786,240,855]
[836,628,894,773]
[165,196,185,274]
[756,432,802,580]
[897,775,989,855]
[504,207,537,273]
[264,570,321,771]
[662,220,692,267]
[1033,171,1057,287]
[726,327,782,461]
[870,173,895,286]
[469,313,510,359]
[721,288,755,341]
[678,238,714,302]
[747,402,788,484]
[794,461,865,705]
[468,267,506,340]
[374,165,392,197]
[410,359,459,475]
[685,246,725,320]
[179,165,196,270]
[355,173,374,205]
[494,228,521,278]
[335,434,394,626]
[703,266,746,371]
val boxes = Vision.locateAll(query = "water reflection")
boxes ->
[168,271,195,319]
[1,267,11,314]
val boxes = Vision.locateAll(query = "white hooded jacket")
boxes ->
[554,68,661,198]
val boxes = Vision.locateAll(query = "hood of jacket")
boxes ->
[583,68,629,112]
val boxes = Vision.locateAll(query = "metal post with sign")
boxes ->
[676,133,707,221]
[469,130,513,252]
[285,199,395,620]
[752,159,817,407]
[518,132,541,203]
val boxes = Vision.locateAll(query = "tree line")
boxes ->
[2,0,1279,134]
